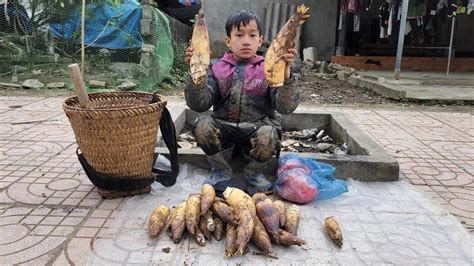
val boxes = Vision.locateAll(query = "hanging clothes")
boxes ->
[339,0,363,55]
[404,0,425,44]
[437,0,449,21]
[438,0,449,10]
[342,0,360,13]
[388,0,401,37]
[338,9,343,31]
[360,0,373,11]
[447,0,469,17]
[379,1,391,38]
[354,13,361,32]
[423,0,439,42]
[448,0,458,17]
[426,0,439,16]
[346,13,361,54]
[407,0,426,18]
[338,1,361,32]
[339,0,364,32]
[405,21,412,35]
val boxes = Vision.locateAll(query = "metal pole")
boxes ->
[81,0,86,77]
[446,16,455,76]
[336,10,347,56]
[395,0,410,80]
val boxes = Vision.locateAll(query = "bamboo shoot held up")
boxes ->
[190,9,211,87]
[264,4,310,87]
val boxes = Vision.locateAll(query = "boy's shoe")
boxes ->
[243,157,273,194]
[245,173,273,194]
[204,169,232,185]
[204,144,234,185]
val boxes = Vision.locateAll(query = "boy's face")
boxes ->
[225,20,263,61]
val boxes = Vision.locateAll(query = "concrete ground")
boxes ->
[350,71,474,102]
[0,96,472,264]
[364,71,474,81]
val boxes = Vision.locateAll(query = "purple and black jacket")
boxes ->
[185,52,300,128]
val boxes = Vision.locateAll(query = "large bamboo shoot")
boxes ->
[264,4,310,87]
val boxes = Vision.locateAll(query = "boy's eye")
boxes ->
[251,34,257,37]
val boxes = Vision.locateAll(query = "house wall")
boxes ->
[455,14,474,53]
[201,0,338,61]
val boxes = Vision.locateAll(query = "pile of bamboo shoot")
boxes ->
[147,185,343,258]
[148,185,306,258]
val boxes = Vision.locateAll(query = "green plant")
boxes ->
[157,42,188,92]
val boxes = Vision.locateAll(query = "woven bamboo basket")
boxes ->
[63,92,167,198]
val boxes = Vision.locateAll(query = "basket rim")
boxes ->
[63,91,167,112]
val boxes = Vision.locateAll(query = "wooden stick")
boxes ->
[81,0,86,77]
[4,2,9,23]
[68,64,89,108]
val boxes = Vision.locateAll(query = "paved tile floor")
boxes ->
[0,96,472,264]
[85,167,471,264]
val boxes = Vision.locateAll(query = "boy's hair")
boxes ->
[225,10,263,37]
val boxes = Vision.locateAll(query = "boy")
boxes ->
[184,10,299,193]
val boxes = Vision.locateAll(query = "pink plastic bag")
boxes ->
[275,169,318,204]
[274,154,348,204]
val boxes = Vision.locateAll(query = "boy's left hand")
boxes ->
[282,48,297,80]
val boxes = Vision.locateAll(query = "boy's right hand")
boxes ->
[184,46,193,65]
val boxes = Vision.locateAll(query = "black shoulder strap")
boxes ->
[76,93,180,191]
[151,105,179,187]
[77,149,155,191]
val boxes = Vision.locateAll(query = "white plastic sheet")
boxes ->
[88,164,472,265]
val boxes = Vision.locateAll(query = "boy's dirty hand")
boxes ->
[184,47,194,65]
[283,48,297,80]
[282,48,297,64]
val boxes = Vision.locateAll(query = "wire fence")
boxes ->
[0,0,189,92]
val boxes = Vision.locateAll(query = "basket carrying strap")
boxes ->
[76,102,180,191]
[151,106,179,187]
[77,149,156,191]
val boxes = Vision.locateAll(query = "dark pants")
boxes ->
[345,13,360,55]
[192,116,281,162]
[408,19,422,45]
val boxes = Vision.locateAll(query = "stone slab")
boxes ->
[0,82,21,88]
[115,81,137,91]
[47,82,65,89]
[22,79,44,89]
[156,109,400,182]
[89,80,106,88]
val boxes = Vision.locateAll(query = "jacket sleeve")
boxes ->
[271,74,300,115]
[184,66,219,113]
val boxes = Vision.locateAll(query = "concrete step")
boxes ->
[348,75,474,103]
[331,56,474,72]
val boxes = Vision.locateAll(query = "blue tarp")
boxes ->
[0,4,32,34]
[49,0,143,49]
